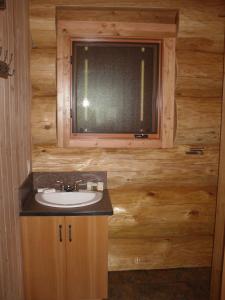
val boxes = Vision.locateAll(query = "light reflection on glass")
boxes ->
[84,54,89,121]
[82,97,90,108]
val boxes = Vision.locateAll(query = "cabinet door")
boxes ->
[65,216,108,300]
[21,217,66,300]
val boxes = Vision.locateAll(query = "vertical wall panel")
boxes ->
[0,0,31,299]
[211,38,225,300]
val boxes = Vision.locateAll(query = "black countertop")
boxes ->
[20,189,113,216]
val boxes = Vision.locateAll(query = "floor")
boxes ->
[108,268,211,300]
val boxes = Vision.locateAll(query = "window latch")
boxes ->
[134,133,149,139]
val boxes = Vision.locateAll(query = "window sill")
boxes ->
[66,136,162,148]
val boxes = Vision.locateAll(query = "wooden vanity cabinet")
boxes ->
[21,216,108,300]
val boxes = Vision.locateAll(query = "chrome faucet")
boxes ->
[55,179,86,192]
[74,180,83,191]
[56,180,75,192]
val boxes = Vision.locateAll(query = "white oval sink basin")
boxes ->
[35,191,103,208]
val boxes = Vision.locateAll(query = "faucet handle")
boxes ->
[55,180,64,191]
[74,179,82,183]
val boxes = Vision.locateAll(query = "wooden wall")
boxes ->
[0,0,31,299]
[211,38,225,300]
[30,0,225,271]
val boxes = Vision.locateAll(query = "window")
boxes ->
[72,41,160,136]
[57,8,178,148]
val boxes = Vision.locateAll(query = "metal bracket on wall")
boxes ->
[186,146,205,155]
[0,47,15,79]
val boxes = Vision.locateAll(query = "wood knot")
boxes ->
[188,210,199,217]
[44,124,51,130]
[147,191,155,196]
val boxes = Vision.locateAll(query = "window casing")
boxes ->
[57,8,177,148]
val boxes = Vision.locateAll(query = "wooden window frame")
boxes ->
[71,39,161,138]
[57,8,178,148]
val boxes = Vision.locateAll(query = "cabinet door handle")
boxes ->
[68,225,72,242]
[59,224,63,242]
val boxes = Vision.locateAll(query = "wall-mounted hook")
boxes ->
[8,69,15,77]
[4,50,8,62]
[0,47,15,79]
[8,54,13,66]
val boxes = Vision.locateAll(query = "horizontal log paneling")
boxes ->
[32,144,219,174]
[34,158,218,178]
[32,97,56,144]
[32,143,218,270]
[57,7,178,23]
[31,49,56,97]
[176,51,224,79]
[31,48,224,81]
[106,171,217,191]
[109,201,215,238]
[109,236,213,271]
[30,94,222,145]
[30,0,225,8]
[30,0,224,271]
[176,37,224,54]
[30,6,56,48]
[108,185,216,238]
[175,97,221,145]
[31,49,56,76]
[109,184,216,206]
[176,77,223,98]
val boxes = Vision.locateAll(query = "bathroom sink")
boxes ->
[35,191,103,208]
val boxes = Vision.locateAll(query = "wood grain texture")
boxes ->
[30,6,56,48]
[21,217,66,300]
[221,254,225,300]
[210,38,225,300]
[32,96,56,144]
[109,236,213,271]
[0,1,31,299]
[32,144,219,178]
[31,48,56,97]
[32,143,219,270]
[56,7,178,39]
[176,50,224,79]
[161,38,176,148]
[66,216,108,300]
[56,26,70,147]
[57,7,178,24]
[175,97,221,145]
[109,189,216,238]
[30,0,224,271]
[21,216,108,300]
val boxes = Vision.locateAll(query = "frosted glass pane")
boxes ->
[72,42,159,134]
